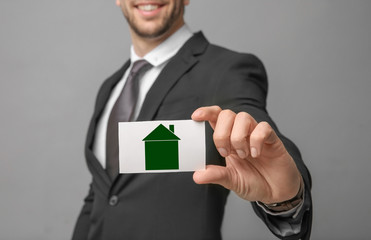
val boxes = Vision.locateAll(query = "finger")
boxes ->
[249,121,278,158]
[213,109,236,157]
[193,165,232,190]
[230,112,257,159]
[191,105,222,130]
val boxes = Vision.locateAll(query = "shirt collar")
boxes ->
[130,24,193,67]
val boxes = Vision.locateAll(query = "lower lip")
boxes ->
[136,6,163,17]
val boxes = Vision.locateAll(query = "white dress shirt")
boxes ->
[93,25,193,168]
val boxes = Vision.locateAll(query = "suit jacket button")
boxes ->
[109,195,119,206]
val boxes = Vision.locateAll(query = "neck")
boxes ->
[131,22,185,57]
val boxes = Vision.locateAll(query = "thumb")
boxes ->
[193,165,232,190]
[191,106,222,130]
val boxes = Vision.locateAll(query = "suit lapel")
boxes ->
[137,32,209,121]
[85,61,130,187]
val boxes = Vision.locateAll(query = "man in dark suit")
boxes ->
[72,0,312,239]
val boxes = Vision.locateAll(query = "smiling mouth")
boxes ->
[138,4,158,11]
[136,4,164,12]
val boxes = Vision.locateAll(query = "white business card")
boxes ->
[119,120,206,173]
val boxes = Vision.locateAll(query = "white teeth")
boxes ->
[138,5,159,11]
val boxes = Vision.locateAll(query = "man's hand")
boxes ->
[191,106,302,204]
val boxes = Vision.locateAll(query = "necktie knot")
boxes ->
[130,59,152,76]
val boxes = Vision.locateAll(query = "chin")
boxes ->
[134,24,170,39]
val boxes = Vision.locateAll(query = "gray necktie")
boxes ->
[106,60,152,180]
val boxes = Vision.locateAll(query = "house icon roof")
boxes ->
[142,124,180,141]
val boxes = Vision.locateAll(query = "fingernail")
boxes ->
[236,150,246,159]
[218,148,228,157]
[192,109,201,118]
[251,147,258,158]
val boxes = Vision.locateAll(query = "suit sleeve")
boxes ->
[213,53,313,240]
[71,183,94,240]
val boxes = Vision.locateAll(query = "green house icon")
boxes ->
[142,124,181,170]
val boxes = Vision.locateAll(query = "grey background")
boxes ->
[1,0,370,239]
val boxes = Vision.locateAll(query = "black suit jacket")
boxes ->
[72,32,312,240]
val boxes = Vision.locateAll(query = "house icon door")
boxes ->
[142,124,181,170]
